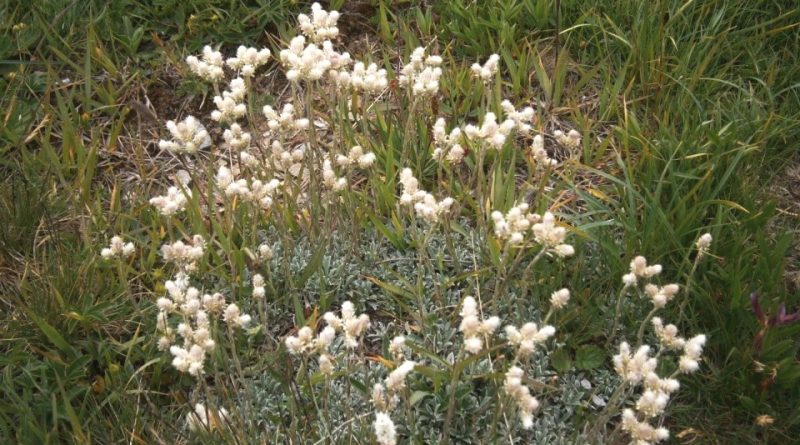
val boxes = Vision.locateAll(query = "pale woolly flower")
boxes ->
[464,111,516,149]
[679,334,706,373]
[505,322,556,357]
[471,54,500,82]
[170,344,206,376]
[280,36,332,82]
[621,409,670,444]
[186,46,224,82]
[491,203,539,246]
[211,95,246,123]
[318,353,334,375]
[532,212,574,257]
[503,367,539,429]
[651,317,685,350]
[150,182,191,216]
[613,342,657,383]
[263,103,310,134]
[159,116,211,154]
[226,46,271,76]
[550,288,571,310]
[161,235,205,270]
[398,47,443,95]
[322,158,347,192]
[630,256,663,280]
[373,412,397,445]
[459,296,500,354]
[222,123,251,150]
[336,145,376,169]
[258,243,274,260]
[501,100,534,134]
[554,129,581,149]
[398,168,454,223]
[643,372,680,395]
[252,274,266,299]
[298,2,340,42]
[186,403,230,432]
[696,233,712,258]
[389,336,406,361]
[529,134,557,166]
[432,118,466,164]
[101,236,134,259]
[643,283,680,308]
[636,389,670,418]
[385,360,416,392]
[349,62,388,94]
[223,303,251,329]
[323,301,370,348]
[371,383,398,412]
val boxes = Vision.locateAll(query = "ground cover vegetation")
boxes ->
[1,0,799,443]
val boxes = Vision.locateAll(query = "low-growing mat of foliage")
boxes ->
[1,1,799,444]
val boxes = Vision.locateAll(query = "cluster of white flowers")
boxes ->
[215,165,282,209]
[620,408,670,445]
[398,168,455,223]
[613,342,657,384]
[298,2,340,42]
[225,45,271,77]
[222,123,251,150]
[335,145,376,169]
[211,78,248,123]
[491,203,541,246]
[159,116,211,154]
[678,334,706,373]
[280,36,351,82]
[459,296,500,354]
[284,324,336,356]
[696,232,712,258]
[471,54,500,82]
[553,129,581,149]
[252,273,265,300]
[186,46,224,82]
[186,403,230,432]
[322,301,371,348]
[622,256,663,287]
[269,140,305,176]
[501,100,535,134]
[150,181,191,216]
[158,268,250,376]
[389,335,406,361]
[504,366,540,429]
[257,243,274,262]
[263,103,310,135]
[550,288,571,310]
[398,47,443,95]
[651,317,685,350]
[372,360,416,442]
[531,212,575,257]
[101,235,134,259]
[161,235,205,271]
[344,62,389,94]
[431,118,466,164]
[464,112,516,150]
[643,283,680,308]
[322,158,347,192]
[373,412,397,445]
[529,134,557,167]
[504,322,556,357]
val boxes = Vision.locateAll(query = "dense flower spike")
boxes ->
[336,145,376,169]
[347,62,389,94]
[550,288,571,310]
[529,134,557,167]
[622,256,663,287]
[679,334,706,373]
[464,111,516,149]
[186,45,225,82]
[263,103,310,134]
[159,116,211,154]
[651,317,685,350]
[613,342,657,384]
[322,301,370,348]
[431,118,466,164]
[161,235,205,271]
[621,409,669,444]
[101,236,134,259]
[501,100,535,134]
[222,123,251,150]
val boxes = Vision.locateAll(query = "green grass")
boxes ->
[2,0,799,443]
